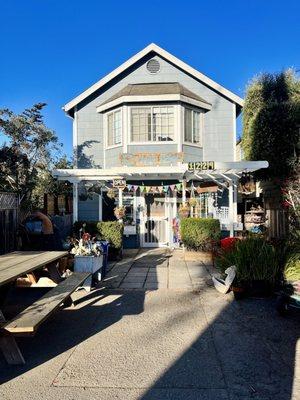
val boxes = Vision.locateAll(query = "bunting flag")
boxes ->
[112,182,217,194]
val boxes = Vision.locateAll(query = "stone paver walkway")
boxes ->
[100,248,212,291]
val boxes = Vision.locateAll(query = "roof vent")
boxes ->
[146,59,160,74]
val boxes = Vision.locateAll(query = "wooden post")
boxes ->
[73,182,78,223]
[0,311,25,365]
[118,188,123,206]
[182,179,186,204]
[229,180,237,236]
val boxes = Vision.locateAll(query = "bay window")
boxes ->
[107,109,122,146]
[184,108,201,145]
[131,106,174,142]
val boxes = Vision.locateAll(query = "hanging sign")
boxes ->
[188,161,215,171]
[113,179,126,189]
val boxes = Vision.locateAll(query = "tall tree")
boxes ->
[242,70,300,180]
[0,103,62,208]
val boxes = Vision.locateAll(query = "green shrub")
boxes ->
[97,221,123,250]
[180,218,221,251]
[73,221,123,249]
[215,237,279,283]
[284,252,300,281]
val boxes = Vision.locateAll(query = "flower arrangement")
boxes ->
[178,202,190,218]
[220,237,239,252]
[107,188,116,199]
[188,197,198,207]
[70,232,103,257]
[114,205,126,219]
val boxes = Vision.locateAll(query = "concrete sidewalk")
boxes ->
[0,250,299,400]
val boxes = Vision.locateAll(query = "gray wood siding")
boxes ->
[105,146,123,168]
[78,194,99,221]
[182,145,203,162]
[75,52,236,168]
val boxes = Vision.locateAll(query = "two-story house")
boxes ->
[54,43,267,247]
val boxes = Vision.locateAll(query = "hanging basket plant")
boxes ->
[178,203,190,218]
[188,197,198,207]
[107,188,116,199]
[114,205,126,219]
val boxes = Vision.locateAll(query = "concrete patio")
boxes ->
[100,248,212,291]
[0,249,299,400]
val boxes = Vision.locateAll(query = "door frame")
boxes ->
[140,193,170,248]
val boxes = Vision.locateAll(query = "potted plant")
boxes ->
[114,205,126,219]
[188,197,198,207]
[178,202,190,218]
[107,188,116,199]
[215,237,279,298]
[70,232,104,291]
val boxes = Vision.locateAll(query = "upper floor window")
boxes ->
[184,108,201,145]
[107,109,122,146]
[131,106,174,142]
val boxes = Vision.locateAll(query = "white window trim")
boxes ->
[129,105,177,144]
[106,107,123,149]
[183,107,203,147]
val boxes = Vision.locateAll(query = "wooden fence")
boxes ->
[265,208,288,239]
[0,193,19,255]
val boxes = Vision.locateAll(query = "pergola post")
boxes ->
[98,188,103,221]
[182,179,186,204]
[118,188,123,206]
[229,179,238,236]
[73,182,78,223]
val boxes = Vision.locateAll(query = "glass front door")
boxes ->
[143,194,168,247]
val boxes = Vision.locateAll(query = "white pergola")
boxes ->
[53,161,268,236]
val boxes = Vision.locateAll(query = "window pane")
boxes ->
[131,108,151,142]
[114,110,121,144]
[108,113,114,146]
[184,109,192,142]
[193,111,201,144]
[153,106,174,141]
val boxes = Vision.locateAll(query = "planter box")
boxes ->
[183,249,213,263]
[74,255,103,273]
[74,255,103,291]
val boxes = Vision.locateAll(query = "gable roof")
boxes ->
[63,43,244,114]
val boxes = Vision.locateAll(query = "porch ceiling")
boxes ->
[52,161,268,184]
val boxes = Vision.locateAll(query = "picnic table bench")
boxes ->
[0,251,91,365]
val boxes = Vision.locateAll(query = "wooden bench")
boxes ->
[0,271,91,364]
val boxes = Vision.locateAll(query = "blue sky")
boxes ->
[0,0,299,157]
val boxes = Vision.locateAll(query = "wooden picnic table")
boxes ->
[0,251,91,365]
